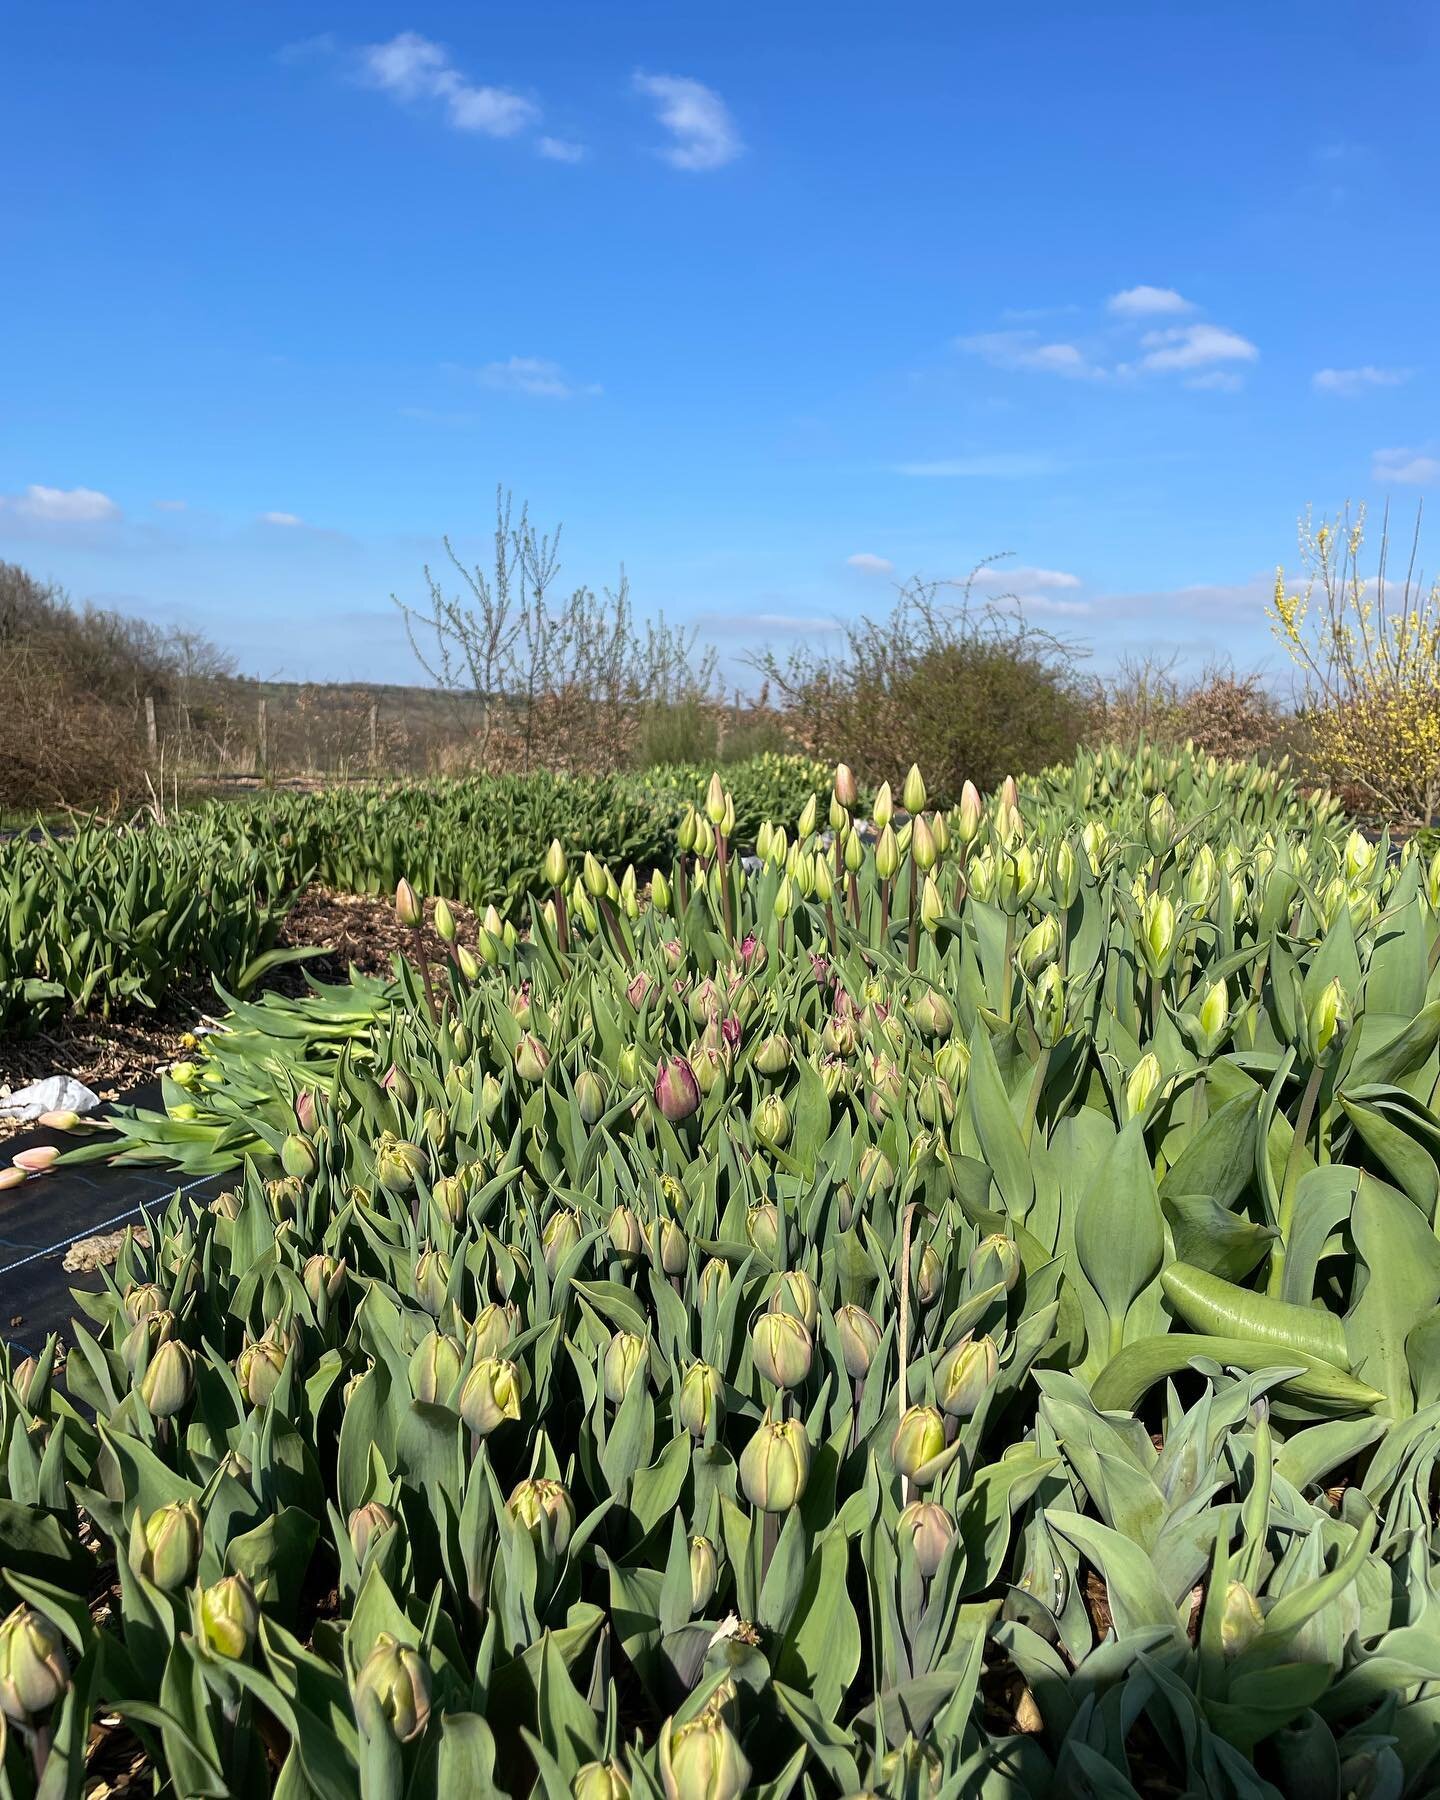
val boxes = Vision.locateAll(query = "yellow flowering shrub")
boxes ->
[1270,506,1440,827]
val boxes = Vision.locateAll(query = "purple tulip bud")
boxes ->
[654,1055,701,1123]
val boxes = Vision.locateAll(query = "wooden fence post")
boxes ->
[144,695,158,757]
[257,695,268,774]
[369,700,379,768]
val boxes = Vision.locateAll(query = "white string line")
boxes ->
[0,1173,218,1279]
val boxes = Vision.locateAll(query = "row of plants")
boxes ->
[0,757,826,1037]
[6,759,1440,1795]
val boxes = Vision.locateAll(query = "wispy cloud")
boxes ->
[973,564,1082,591]
[472,356,602,399]
[1313,365,1412,396]
[955,331,1102,380]
[358,32,537,137]
[633,73,742,171]
[537,136,588,163]
[0,483,121,525]
[846,553,893,575]
[152,498,187,512]
[895,453,1059,478]
[1373,446,1440,486]
[1108,285,1193,317]
[697,610,843,636]
[260,510,305,527]
[1136,323,1259,373]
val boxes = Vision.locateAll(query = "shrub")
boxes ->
[1092,654,1281,761]
[753,571,1090,801]
[1271,504,1440,826]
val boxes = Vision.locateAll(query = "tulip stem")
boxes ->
[717,834,734,947]
[553,886,569,957]
[413,927,442,1027]
[29,1722,52,1784]
[897,1200,916,1505]
[676,855,690,918]
[1000,916,1015,1023]
[906,862,919,973]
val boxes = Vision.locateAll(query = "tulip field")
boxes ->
[9,744,1440,1798]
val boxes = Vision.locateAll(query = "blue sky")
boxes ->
[3,1,1436,687]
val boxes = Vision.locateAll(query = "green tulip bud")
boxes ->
[650,868,672,914]
[699,1256,732,1305]
[1306,976,1352,1066]
[891,1404,947,1481]
[210,1187,244,1221]
[936,1334,998,1419]
[122,1282,166,1324]
[660,1707,750,1800]
[355,1632,432,1742]
[751,1311,813,1389]
[375,1133,426,1193]
[897,1499,956,1579]
[514,1034,550,1084]
[469,1302,514,1361]
[903,763,927,815]
[911,989,954,1039]
[1220,1580,1265,1657]
[544,838,568,888]
[656,1216,689,1277]
[1124,1052,1163,1122]
[574,1759,632,1800]
[746,1202,779,1260]
[916,873,943,933]
[858,1145,895,1195]
[603,1331,648,1405]
[0,1605,69,1723]
[689,1536,719,1612]
[237,1336,288,1407]
[542,1208,582,1275]
[459,1357,522,1437]
[836,1303,882,1380]
[508,1478,575,1555]
[768,1268,819,1332]
[753,1093,791,1150]
[1144,793,1176,857]
[1195,978,1229,1055]
[137,1500,202,1591]
[200,1573,258,1660]
[303,1253,347,1307]
[739,1417,811,1512]
[413,1248,452,1316]
[607,1204,643,1259]
[409,1330,463,1405]
[753,1033,793,1077]
[874,824,900,882]
[433,897,457,945]
[1018,914,1060,980]
[574,1067,607,1126]
[678,1360,725,1438]
[1139,892,1177,977]
[704,771,727,828]
[139,1338,194,1418]
[347,1501,396,1564]
[915,1242,943,1307]
[969,1235,1021,1292]
[395,880,422,928]
[280,1132,318,1181]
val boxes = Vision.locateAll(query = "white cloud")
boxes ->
[537,136,588,163]
[846,553,893,575]
[474,356,601,399]
[1185,370,1245,392]
[1108,285,1194,317]
[895,453,1058,478]
[955,331,1102,380]
[633,72,742,171]
[0,484,121,524]
[697,610,843,636]
[1372,447,1440,486]
[359,32,537,138]
[260,511,304,527]
[1313,365,1412,395]
[973,565,1081,590]
[1018,594,1091,616]
[153,498,187,512]
[1138,323,1259,373]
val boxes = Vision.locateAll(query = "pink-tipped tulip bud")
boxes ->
[348,1501,396,1564]
[12,1145,60,1175]
[836,1304,882,1381]
[515,1035,550,1083]
[833,762,858,809]
[897,1500,955,1579]
[654,1056,701,1124]
[395,880,422,929]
